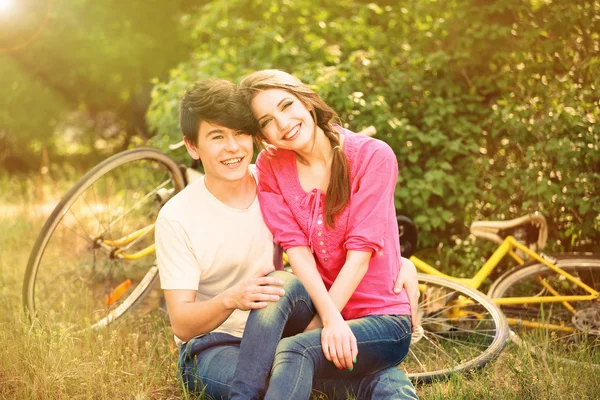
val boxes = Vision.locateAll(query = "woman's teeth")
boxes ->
[284,125,300,140]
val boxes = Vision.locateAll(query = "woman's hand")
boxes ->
[321,314,358,371]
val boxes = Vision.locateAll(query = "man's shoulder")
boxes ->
[157,177,208,222]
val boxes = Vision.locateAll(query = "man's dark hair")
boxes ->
[179,78,257,144]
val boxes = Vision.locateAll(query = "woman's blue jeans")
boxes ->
[178,271,416,399]
[178,334,417,399]
[228,271,414,400]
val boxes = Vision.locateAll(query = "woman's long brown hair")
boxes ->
[239,70,350,227]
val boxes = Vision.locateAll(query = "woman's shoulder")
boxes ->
[339,126,395,163]
[256,145,293,167]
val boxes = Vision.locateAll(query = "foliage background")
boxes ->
[1,1,599,397]
[1,0,598,253]
[147,0,600,253]
[0,0,195,171]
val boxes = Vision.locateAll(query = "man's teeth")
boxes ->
[284,125,300,140]
[222,157,242,165]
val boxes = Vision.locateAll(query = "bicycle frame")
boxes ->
[95,224,156,260]
[411,235,600,332]
[103,218,598,333]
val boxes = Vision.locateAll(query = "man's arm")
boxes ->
[165,265,286,342]
[393,257,420,327]
[165,289,234,342]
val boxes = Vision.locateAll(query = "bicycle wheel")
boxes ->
[23,148,185,331]
[402,274,509,382]
[488,255,600,366]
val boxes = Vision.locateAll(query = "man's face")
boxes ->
[185,121,254,185]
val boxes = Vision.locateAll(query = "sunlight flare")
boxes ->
[0,0,14,13]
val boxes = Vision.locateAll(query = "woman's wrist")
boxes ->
[320,308,344,325]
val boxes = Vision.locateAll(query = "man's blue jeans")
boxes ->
[178,271,417,399]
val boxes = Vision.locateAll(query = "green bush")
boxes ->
[147,0,599,251]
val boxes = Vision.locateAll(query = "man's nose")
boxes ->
[225,135,241,151]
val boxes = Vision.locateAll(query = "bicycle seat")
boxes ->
[397,215,418,258]
[470,212,548,250]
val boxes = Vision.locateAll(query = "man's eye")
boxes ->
[235,130,249,136]
[213,135,224,140]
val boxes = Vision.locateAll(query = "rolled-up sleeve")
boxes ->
[256,151,309,250]
[344,144,398,254]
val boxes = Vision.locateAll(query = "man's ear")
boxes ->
[183,138,200,160]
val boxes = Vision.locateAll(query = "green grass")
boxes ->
[1,176,600,399]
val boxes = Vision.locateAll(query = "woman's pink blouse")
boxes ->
[256,127,410,320]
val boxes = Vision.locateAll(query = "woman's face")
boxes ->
[250,89,316,151]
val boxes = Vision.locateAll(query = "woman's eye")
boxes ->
[260,119,271,128]
[282,101,293,110]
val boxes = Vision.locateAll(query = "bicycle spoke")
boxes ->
[405,347,427,372]
[489,257,600,366]
[402,275,508,381]
[98,178,172,238]
[81,185,109,234]
[25,149,184,331]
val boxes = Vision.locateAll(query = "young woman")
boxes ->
[230,70,414,399]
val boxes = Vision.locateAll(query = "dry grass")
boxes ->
[1,175,599,399]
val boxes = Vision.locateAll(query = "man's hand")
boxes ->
[394,257,420,328]
[223,265,285,311]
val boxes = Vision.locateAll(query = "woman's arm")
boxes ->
[327,250,371,310]
[287,246,358,371]
[304,254,416,331]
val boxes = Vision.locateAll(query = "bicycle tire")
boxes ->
[23,148,185,331]
[403,274,509,383]
[488,254,600,366]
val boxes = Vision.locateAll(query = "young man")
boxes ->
[155,78,419,399]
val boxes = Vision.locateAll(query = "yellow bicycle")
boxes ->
[400,212,600,368]
[23,146,509,383]
[23,149,186,330]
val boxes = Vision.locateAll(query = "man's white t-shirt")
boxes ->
[155,166,274,343]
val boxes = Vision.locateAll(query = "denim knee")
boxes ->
[275,336,300,354]
[246,271,312,328]
[272,335,318,366]
[268,270,303,294]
